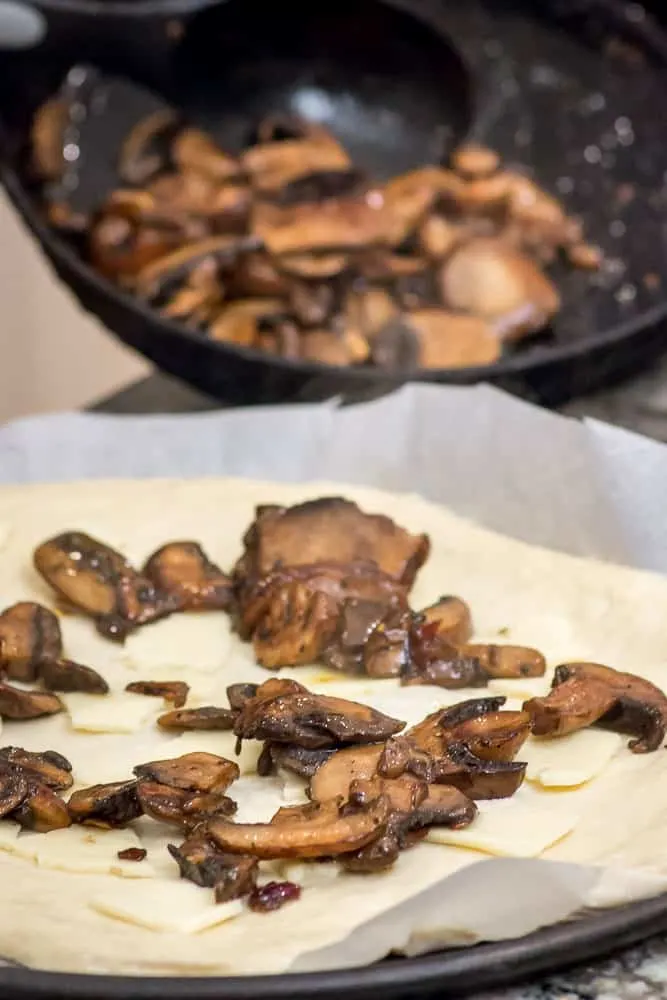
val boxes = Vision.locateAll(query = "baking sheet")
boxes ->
[2,382,667,974]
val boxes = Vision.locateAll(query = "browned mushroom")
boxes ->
[252,198,390,256]
[234,682,405,749]
[288,281,336,328]
[0,683,63,720]
[143,541,233,612]
[404,619,488,689]
[133,753,239,794]
[440,239,560,341]
[31,98,68,181]
[451,144,500,180]
[0,770,29,818]
[89,212,185,283]
[171,128,241,184]
[227,683,258,711]
[208,299,288,347]
[136,780,235,828]
[524,677,615,740]
[344,287,397,340]
[0,602,63,682]
[168,832,258,899]
[275,167,366,207]
[322,599,400,675]
[261,742,336,778]
[227,251,286,298]
[242,124,350,194]
[446,709,532,762]
[402,310,501,369]
[157,705,237,731]
[39,658,109,694]
[238,561,407,669]
[309,744,385,803]
[126,680,189,707]
[13,784,72,833]
[234,498,429,592]
[68,780,142,828]
[421,597,473,646]
[208,795,389,859]
[460,644,546,679]
[134,235,258,300]
[300,328,369,365]
[0,747,73,790]
[418,215,462,259]
[378,167,464,246]
[33,532,179,642]
[118,108,178,185]
[278,253,349,280]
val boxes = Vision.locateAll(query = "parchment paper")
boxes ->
[3,382,667,973]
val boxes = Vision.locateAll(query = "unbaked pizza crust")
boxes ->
[1,477,667,974]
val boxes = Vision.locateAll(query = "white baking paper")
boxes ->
[2,382,667,973]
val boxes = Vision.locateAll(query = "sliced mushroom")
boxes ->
[118,108,178,185]
[264,743,336,778]
[362,608,413,679]
[451,144,500,180]
[136,780,234,828]
[418,215,462,259]
[226,683,258,711]
[440,238,560,341]
[0,770,29,817]
[275,167,365,207]
[135,235,258,300]
[436,742,526,799]
[323,598,398,675]
[0,683,63,720]
[168,832,257,897]
[133,753,239,793]
[403,310,501,369]
[89,212,184,283]
[68,780,142,828]
[446,709,532,762]
[208,795,389,859]
[524,677,615,740]
[379,167,464,246]
[31,97,68,181]
[13,784,72,833]
[227,251,286,297]
[460,644,546,679]
[301,328,368,366]
[309,745,385,803]
[234,497,429,590]
[143,541,232,612]
[171,128,241,183]
[39,658,109,694]
[252,198,390,256]
[33,532,178,642]
[0,602,63,682]
[278,253,349,280]
[371,318,421,371]
[157,706,237,731]
[209,298,287,347]
[234,683,405,749]
[0,747,73,790]
[345,287,397,340]
[421,596,473,646]
[289,281,336,328]
[242,127,350,194]
[405,619,488,689]
[127,680,189,708]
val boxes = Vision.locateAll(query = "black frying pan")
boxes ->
[1,0,667,406]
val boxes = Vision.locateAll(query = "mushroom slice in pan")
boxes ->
[68,780,142,829]
[278,253,349,281]
[38,658,109,694]
[460,644,546,679]
[301,328,369,366]
[143,541,233,612]
[157,706,237,731]
[344,287,397,341]
[288,281,336,328]
[234,685,405,749]
[234,497,430,591]
[403,310,501,369]
[378,167,464,246]
[118,107,178,185]
[309,745,385,803]
[134,235,258,300]
[451,144,500,180]
[0,602,63,682]
[31,97,68,181]
[208,299,287,347]
[403,698,507,758]
[371,318,421,372]
[252,198,390,256]
[133,753,239,794]
[13,784,72,833]
[168,832,258,898]
[275,167,366,207]
[242,125,350,194]
[208,795,389,859]
[33,531,178,642]
[171,128,241,183]
[88,213,184,283]
[126,680,189,708]
[420,596,473,646]
[440,238,560,341]
[0,683,63,720]
[0,747,73,790]
[227,252,287,298]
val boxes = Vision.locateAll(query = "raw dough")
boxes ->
[0,477,666,975]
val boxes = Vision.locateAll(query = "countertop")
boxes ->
[91,365,667,1000]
